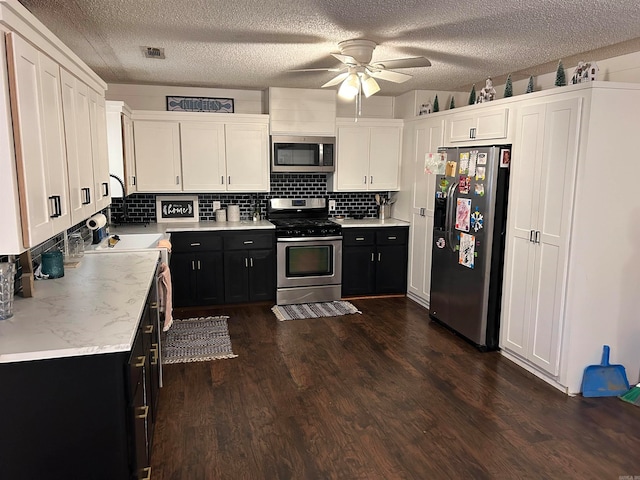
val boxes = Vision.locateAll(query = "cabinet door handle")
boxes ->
[420,207,425,216]
[355,237,365,241]
[469,127,476,139]
[151,343,159,365]
[176,175,180,185]
[243,240,254,244]
[190,242,201,247]
[388,236,397,240]
[529,230,534,242]
[150,302,158,309]
[191,260,195,270]
[364,176,367,184]
[102,182,109,196]
[535,230,540,244]
[81,187,91,205]
[139,467,152,480]
[378,252,381,262]
[245,258,248,268]
[221,175,224,184]
[48,196,60,218]
[228,176,231,185]
[250,257,254,267]
[144,324,153,334]
[135,356,146,368]
[197,260,201,270]
[132,175,136,186]
[136,405,149,420]
[370,176,374,184]
[371,252,375,262]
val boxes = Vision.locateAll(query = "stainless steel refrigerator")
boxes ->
[429,145,510,350]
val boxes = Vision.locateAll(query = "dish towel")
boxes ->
[157,262,173,332]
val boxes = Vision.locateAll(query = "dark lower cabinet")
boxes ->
[171,230,275,307]
[342,226,409,297]
[0,276,161,480]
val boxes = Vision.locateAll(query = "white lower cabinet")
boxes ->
[5,32,71,247]
[405,117,443,308]
[133,113,269,193]
[501,97,581,377]
[500,83,640,394]
[333,119,402,191]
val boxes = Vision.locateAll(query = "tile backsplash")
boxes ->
[110,174,392,223]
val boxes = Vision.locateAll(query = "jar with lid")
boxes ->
[68,233,84,258]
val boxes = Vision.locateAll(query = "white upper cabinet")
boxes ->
[5,32,70,247]
[180,121,226,192]
[445,106,509,144]
[89,88,111,210]
[269,87,336,136]
[132,112,270,193]
[333,118,402,192]
[133,120,182,192]
[225,122,269,192]
[106,101,136,196]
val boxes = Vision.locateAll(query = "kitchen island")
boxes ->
[0,251,161,480]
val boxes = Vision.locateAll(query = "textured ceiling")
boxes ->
[17,0,640,95]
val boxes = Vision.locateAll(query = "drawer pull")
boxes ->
[135,356,145,368]
[139,466,152,480]
[190,242,201,246]
[388,236,397,240]
[243,240,254,244]
[355,237,365,241]
[150,302,158,309]
[136,405,149,420]
[151,344,159,365]
[144,324,154,334]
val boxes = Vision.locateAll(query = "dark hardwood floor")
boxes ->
[152,297,640,479]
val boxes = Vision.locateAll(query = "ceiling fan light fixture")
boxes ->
[361,74,380,98]
[338,72,360,99]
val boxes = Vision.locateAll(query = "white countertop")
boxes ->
[109,220,274,235]
[0,251,160,364]
[331,218,410,228]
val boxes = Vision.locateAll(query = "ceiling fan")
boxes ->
[293,39,431,99]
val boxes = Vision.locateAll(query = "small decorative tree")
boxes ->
[433,94,439,112]
[468,84,476,105]
[449,96,455,109]
[504,74,513,97]
[555,60,566,86]
[526,76,534,93]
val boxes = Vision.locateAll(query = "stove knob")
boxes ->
[320,228,327,234]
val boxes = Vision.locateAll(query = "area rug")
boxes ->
[161,316,237,364]
[272,301,361,321]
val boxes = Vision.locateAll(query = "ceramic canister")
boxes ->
[227,205,240,222]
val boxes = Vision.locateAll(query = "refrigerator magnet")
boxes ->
[476,166,486,181]
[458,176,470,194]
[474,183,485,196]
[459,152,470,174]
[500,148,511,168]
[439,178,450,192]
[445,161,457,177]
[455,198,471,232]
[477,152,487,165]
[459,233,475,269]
[436,238,446,249]
[471,210,484,232]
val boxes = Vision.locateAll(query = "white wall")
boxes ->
[336,94,394,118]
[106,84,264,114]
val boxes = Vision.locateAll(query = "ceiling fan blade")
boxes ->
[331,53,358,65]
[289,67,344,72]
[370,57,432,69]
[367,68,413,83]
[321,72,349,88]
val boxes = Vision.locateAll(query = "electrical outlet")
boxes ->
[213,201,221,211]
[329,199,336,211]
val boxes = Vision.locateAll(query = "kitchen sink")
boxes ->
[87,233,170,263]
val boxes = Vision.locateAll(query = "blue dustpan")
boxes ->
[581,345,630,397]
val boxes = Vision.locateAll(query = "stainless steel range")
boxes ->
[268,198,342,305]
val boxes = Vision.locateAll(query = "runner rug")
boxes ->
[162,316,237,364]
[272,301,361,321]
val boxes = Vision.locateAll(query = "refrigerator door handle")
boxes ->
[446,181,459,252]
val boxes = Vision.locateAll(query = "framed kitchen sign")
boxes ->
[156,195,199,223]
[166,96,234,113]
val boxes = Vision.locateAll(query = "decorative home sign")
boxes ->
[166,96,234,113]
[156,195,199,223]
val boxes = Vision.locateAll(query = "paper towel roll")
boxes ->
[227,205,240,222]
[86,213,107,230]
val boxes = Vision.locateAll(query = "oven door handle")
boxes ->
[278,236,343,242]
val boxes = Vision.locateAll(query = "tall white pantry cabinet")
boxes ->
[500,82,640,394]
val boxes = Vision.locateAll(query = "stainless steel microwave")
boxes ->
[271,135,335,173]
